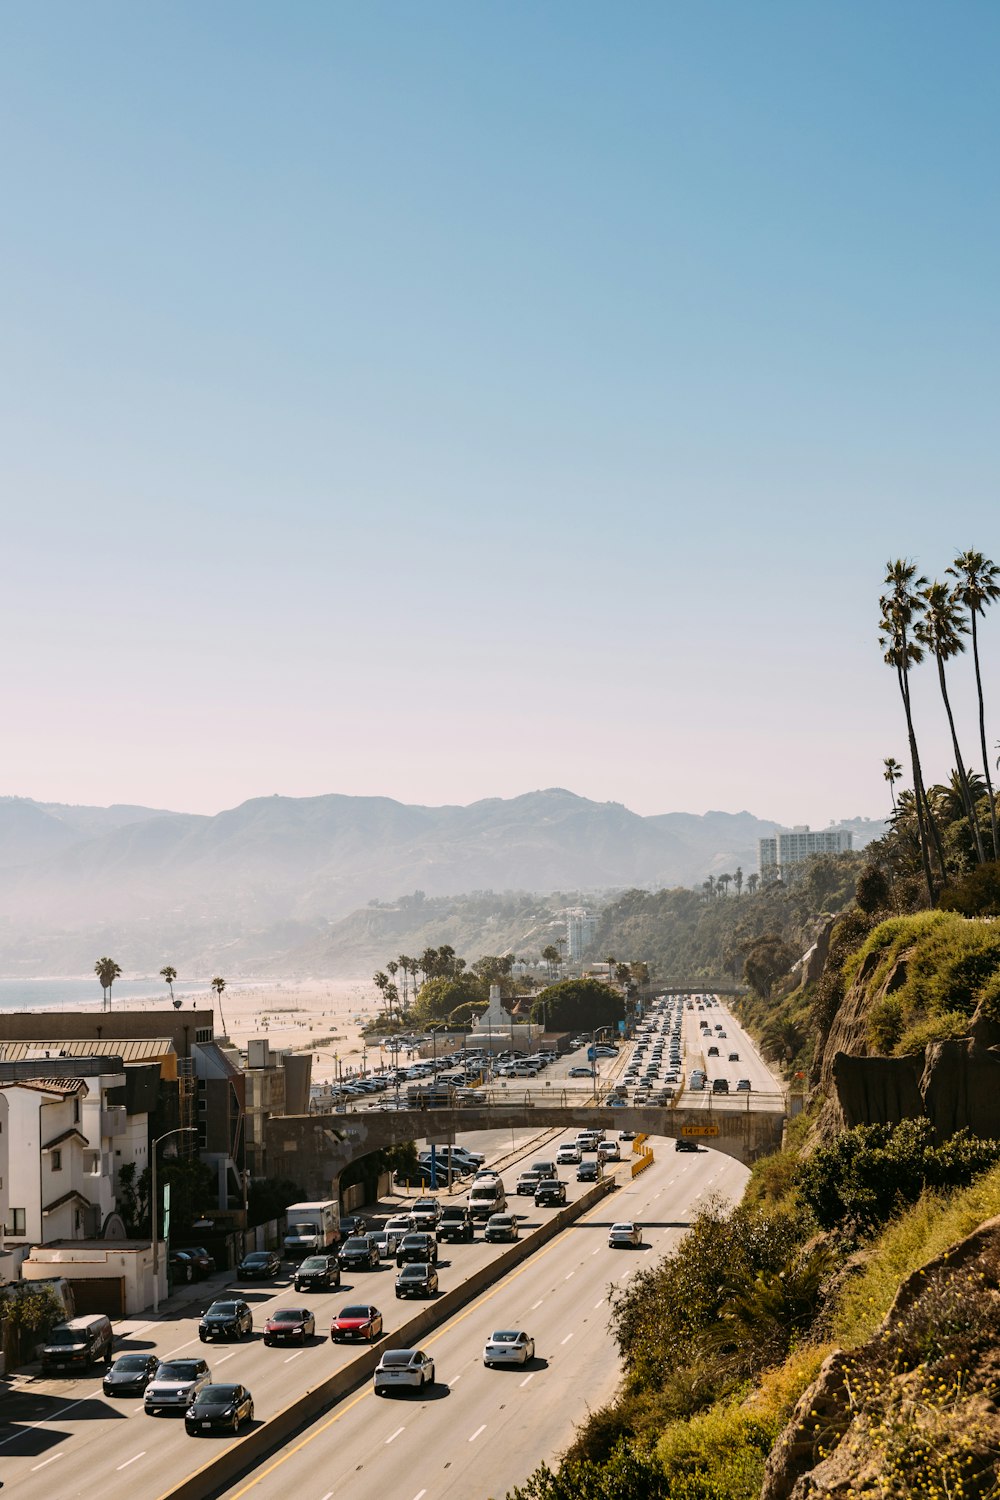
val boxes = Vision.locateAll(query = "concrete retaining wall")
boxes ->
[157,1174,618,1500]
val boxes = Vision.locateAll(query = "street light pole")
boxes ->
[151,1126,196,1317]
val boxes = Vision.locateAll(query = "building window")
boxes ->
[51,1149,62,1171]
[6,1208,25,1236]
[74,1097,80,1123]
[195,1027,213,1043]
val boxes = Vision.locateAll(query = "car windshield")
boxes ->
[300,1258,325,1270]
[338,1306,370,1319]
[199,1385,238,1401]
[114,1356,152,1371]
[490,1331,520,1342]
[612,1224,635,1232]
[244,1253,268,1263]
[343,1238,368,1250]
[156,1362,201,1380]
[207,1302,239,1316]
[381,1351,416,1368]
[46,1328,82,1345]
[399,1266,426,1278]
[271,1308,306,1321]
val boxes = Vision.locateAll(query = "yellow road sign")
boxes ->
[681,1124,719,1137]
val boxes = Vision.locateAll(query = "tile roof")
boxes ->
[0,1078,88,1097]
[0,1038,175,1063]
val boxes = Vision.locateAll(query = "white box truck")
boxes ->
[282,1200,340,1259]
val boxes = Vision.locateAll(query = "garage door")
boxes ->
[70,1277,126,1319]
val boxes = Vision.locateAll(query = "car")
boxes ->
[675,1138,700,1152]
[729,1052,740,1062]
[331,1304,384,1342]
[145,1358,212,1415]
[437,1206,476,1242]
[516,1170,543,1196]
[707,1045,719,1057]
[597,1141,620,1161]
[294,1254,342,1292]
[484,1213,520,1243]
[369,1230,401,1261]
[608,1222,642,1249]
[263,1307,316,1344]
[712,1078,730,1093]
[411,1197,443,1229]
[605,1096,627,1107]
[534,1178,567,1207]
[184,1382,254,1435]
[483,1329,535,1368]
[237,1250,281,1280]
[103,1353,161,1397]
[718,1031,728,1038]
[178,1246,217,1278]
[169,1248,197,1283]
[385,1214,416,1238]
[737,1078,752,1091]
[395,1263,439,1298]
[338,1214,369,1238]
[199,1299,253,1342]
[577,1160,600,1182]
[568,1065,594,1077]
[618,1128,636,1141]
[373,1347,435,1394]
[396,1232,438,1266]
[556,1143,582,1164]
[338,1235,381,1271]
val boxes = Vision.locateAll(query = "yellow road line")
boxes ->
[227,1176,625,1496]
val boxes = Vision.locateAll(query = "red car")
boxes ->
[263,1307,316,1345]
[330,1304,383,1343]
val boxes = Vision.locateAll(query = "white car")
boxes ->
[373,1347,436,1394]
[483,1329,535,1367]
[608,1222,642,1249]
[385,1214,415,1238]
[370,1230,400,1260]
[144,1358,212,1414]
[556,1143,582,1165]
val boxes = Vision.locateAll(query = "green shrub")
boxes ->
[656,1405,779,1500]
[867,993,904,1051]
[939,860,1000,916]
[895,1010,970,1055]
[507,1443,671,1500]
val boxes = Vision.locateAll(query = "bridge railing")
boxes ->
[329,1085,787,1117]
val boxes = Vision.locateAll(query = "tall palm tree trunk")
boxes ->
[897,663,936,901]
[971,611,1000,861]
[934,653,985,862]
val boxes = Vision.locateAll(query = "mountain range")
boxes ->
[0,791,883,976]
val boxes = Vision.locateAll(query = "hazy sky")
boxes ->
[2,2,998,826]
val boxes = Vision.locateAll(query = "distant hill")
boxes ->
[0,791,883,975]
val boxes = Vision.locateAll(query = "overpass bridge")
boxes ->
[265,1093,786,1200]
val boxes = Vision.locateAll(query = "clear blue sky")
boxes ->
[2,2,998,825]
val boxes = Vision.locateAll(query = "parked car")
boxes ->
[294,1254,342,1292]
[338,1236,381,1271]
[178,1246,216,1278]
[145,1358,212,1415]
[396,1233,438,1267]
[199,1299,253,1342]
[184,1382,254,1436]
[373,1347,435,1395]
[534,1179,567,1208]
[484,1213,520,1243]
[483,1329,535,1368]
[330,1304,383,1343]
[263,1307,316,1344]
[395,1263,439,1299]
[103,1352,160,1396]
[41,1314,114,1374]
[608,1222,642,1249]
[237,1250,281,1281]
[169,1249,197,1283]
[568,1065,594,1077]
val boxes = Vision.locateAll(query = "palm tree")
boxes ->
[880,561,937,901]
[917,582,985,862]
[160,965,178,1007]
[883,757,903,814]
[733,866,743,898]
[211,976,228,1036]
[947,551,1000,860]
[396,956,412,1010]
[746,872,759,896]
[717,872,732,897]
[94,956,122,1012]
[540,944,561,982]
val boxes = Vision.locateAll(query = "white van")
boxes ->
[468,1179,507,1219]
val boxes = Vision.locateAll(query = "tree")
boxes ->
[94,956,121,1011]
[746,872,759,897]
[409,974,487,1025]
[614,962,632,987]
[540,944,561,982]
[733,866,743,898]
[742,935,796,1000]
[883,756,903,814]
[211,975,228,1035]
[160,965,178,1006]
[717,872,732,897]
[531,977,624,1034]
[880,561,938,901]
[917,580,985,862]
[948,550,1000,860]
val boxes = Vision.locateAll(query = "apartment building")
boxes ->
[759,825,854,881]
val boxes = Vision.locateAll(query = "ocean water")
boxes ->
[0,977,218,1012]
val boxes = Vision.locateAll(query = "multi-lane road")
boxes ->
[0,995,780,1499]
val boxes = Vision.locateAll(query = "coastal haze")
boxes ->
[0,790,881,976]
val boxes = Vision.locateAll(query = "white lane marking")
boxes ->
[591,1247,600,1256]
[321,1492,335,1500]
[520,1371,536,1387]
[531,1298,544,1309]
[451,1373,462,1384]
[594,1299,604,1308]
[469,1423,487,1442]
[284,1349,305,1362]
[412,1491,427,1500]
[116,1452,146,1471]
[564,1271,574,1280]
[386,1426,405,1444]
[166,1340,196,1357]
[31,1454,63,1472]
[215,1351,235,1363]
[560,1332,574,1345]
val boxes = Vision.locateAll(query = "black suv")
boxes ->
[396,1233,438,1267]
[199,1299,253,1342]
[437,1207,475,1243]
[294,1254,342,1292]
[338,1236,380,1271]
[534,1179,567,1208]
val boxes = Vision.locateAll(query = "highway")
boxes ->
[0,995,776,1498]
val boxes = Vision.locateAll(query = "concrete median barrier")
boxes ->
[157,1173,618,1500]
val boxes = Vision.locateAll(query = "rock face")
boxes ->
[761,1216,1000,1500]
